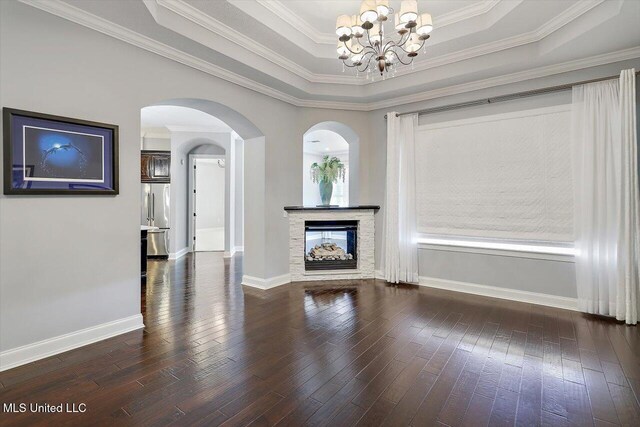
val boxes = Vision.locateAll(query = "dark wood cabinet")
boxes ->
[141,151,171,183]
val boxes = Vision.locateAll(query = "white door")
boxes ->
[194,158,225,251]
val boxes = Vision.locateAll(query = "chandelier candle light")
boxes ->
[336,0,433,78]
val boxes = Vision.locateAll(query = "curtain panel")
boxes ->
[572,69,639,324]
[617,69,640,324]
[382,113,419,284]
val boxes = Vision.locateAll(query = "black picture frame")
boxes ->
[3,108,119,195]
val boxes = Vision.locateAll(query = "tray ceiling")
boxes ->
[20,0,640,109]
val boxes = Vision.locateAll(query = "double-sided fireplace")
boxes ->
[286,205,378,281]
[304,220,357,271]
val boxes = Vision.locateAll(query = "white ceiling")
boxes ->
[24,0,640,109]
[304,129,349,155]
[229,0,502,52]
[278,0,482,37]
[141,105,233,135]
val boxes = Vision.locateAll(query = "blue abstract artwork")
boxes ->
[4,108,119,195]
[24,127,104,182]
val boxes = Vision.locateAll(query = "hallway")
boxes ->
[1,254,639,426]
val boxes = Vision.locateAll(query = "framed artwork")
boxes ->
[3,108,119,195]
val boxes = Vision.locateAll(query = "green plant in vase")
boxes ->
[310,155,345,206]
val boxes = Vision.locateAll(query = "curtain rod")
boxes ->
[384,70,639,119]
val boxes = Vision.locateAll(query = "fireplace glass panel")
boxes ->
[305,220,357,270]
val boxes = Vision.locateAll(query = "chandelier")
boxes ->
[335,0,433,79]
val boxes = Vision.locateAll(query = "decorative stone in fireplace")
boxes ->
[305,220,358,270]
[284,206,379,282]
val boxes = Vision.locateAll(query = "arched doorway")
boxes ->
[140,99,263,280]
[302,121,360,207]
[188,143,227,252]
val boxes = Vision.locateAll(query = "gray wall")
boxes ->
[0,2,373,352]
[141,136,171,151]
[370,58,640,299]
[419,249,577,298]
[234,138,244,249]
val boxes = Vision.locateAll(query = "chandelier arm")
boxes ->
[392,52,415,66]
[343,41,361,55]
[361,49,377,58]
[342,59,359,69]
[344,39,376,56]
[364,27,373,48]
[382,40,394,54]
[343,50,377,71]
[348,37,366,54]
[364,26,381,54]
[397,31,412,47]
[357,52,377,72]
[358,50,377,64]
[353,37,366,49]
[384,31,410,53]
[394,38,426,56]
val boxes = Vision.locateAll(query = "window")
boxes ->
[303,127,350,207]
[415,105,573,245]
[331,161,349,207]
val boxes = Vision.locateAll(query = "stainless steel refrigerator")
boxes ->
[141,183,170,257]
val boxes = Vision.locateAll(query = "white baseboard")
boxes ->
[169,247,190,260]
[0,314,144,372]
[234,246,244,252]
[375,270,385,280]
[242,273,291,290]
[418,276,578,311]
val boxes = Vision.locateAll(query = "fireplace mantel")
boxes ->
[284,205,380,212]
[287,208,377,282]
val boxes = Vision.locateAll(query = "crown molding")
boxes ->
[18,0,314,106]
[538,0,604,37]
[434,0,502,27]
[392,0,605,78]
[255,0,335,45]
[150,0,609,86]
[243,0,502,47]
[149,0,362,86]
[18,0,640,113]
[225,0,337,60]
[367,45,640,111]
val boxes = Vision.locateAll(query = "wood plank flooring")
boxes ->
[1,252,640,426]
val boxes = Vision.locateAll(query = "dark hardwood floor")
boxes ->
[1,253,640,426]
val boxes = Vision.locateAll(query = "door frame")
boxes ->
[188,154,226,252]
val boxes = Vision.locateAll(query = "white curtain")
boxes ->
[617,69,640,324]
[572,69,639,324]
[382,112,418,284]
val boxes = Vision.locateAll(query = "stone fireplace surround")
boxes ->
[284,206,379,282]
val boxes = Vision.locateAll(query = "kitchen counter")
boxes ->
[140,226,157,279]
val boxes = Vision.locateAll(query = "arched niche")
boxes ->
[303,121,360,206]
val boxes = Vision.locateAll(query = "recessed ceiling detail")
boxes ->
[18,0,640,109]
[229,0,503,51]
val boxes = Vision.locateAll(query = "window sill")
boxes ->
[417,237,575,263]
